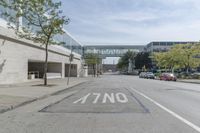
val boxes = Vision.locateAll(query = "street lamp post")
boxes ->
[67,39,74,85]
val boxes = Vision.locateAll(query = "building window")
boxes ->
[153,42,159,46]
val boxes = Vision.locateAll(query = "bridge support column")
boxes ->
[97,58,103,74]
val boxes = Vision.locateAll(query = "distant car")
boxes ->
[191,72,200,76]
[139,72,146,78]
[145,72,155,79]
[160,73,177,81]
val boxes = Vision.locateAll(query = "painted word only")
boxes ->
[73,93,128,104]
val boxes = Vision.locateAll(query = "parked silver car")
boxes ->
[139,72,146,78]
[145,72,155,79]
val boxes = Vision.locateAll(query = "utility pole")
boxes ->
[67,39,73,85]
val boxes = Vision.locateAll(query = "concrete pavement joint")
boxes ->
[39,90,78,113]
[126,88,150,113]
[130,88,200,133]
[40,111,148,114]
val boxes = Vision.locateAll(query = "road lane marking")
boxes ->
[116,93,128,103]
[73,93,91,104]
[131,88,200,133]
[93,93,101,104]
[102,93,115,103]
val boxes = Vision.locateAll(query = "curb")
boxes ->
[0,98,37,114]
[0,80,88,114]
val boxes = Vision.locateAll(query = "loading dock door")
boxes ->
[65,64,77,77]
[28,61,62,79]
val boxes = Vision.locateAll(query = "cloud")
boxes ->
[61,0,200,44]
[105,11,158,23]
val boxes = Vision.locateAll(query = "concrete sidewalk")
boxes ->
[0,77,90,113]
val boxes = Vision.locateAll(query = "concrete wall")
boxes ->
[48,63,62,73]
[0,26,82,84]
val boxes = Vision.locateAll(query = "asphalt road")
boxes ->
[0,75,200,133]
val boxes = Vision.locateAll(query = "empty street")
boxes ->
[0,75,200,133]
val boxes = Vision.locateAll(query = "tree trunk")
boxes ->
[186,55,190,74]
[171,66,174,74]
[44,43,48,85]
[186,67,189,74]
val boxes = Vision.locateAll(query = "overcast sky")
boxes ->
[60,0,200,64]
[61,0,200,46]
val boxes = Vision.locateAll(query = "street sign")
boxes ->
[69,54,74,61]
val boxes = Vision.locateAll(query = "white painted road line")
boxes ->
[93,93,101,104]
[73,93,129,104]
[73,93,91,104]
[131,88,200,133]
[116,93,128,103]
[102,93,115,103]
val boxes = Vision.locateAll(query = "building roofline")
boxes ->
[148,41,198,43]
[84,45,145,47]
[63,29,83,46]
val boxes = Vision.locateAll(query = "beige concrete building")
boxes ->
[0,20,83,84]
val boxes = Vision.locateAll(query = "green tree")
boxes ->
[177,43,200,73]
[165,44,200,73]
[153,43,200,73]
[84,53,100,77]
[153,50,184,73]
[135,52,152,70]
[117,58,124,70]
[1,0,70,85]
[117,50,137,71]
[153,52,168,70]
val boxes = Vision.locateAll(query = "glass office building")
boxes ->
[146,41,197,52]
[0,4,83,55]
[54,33,83,55]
